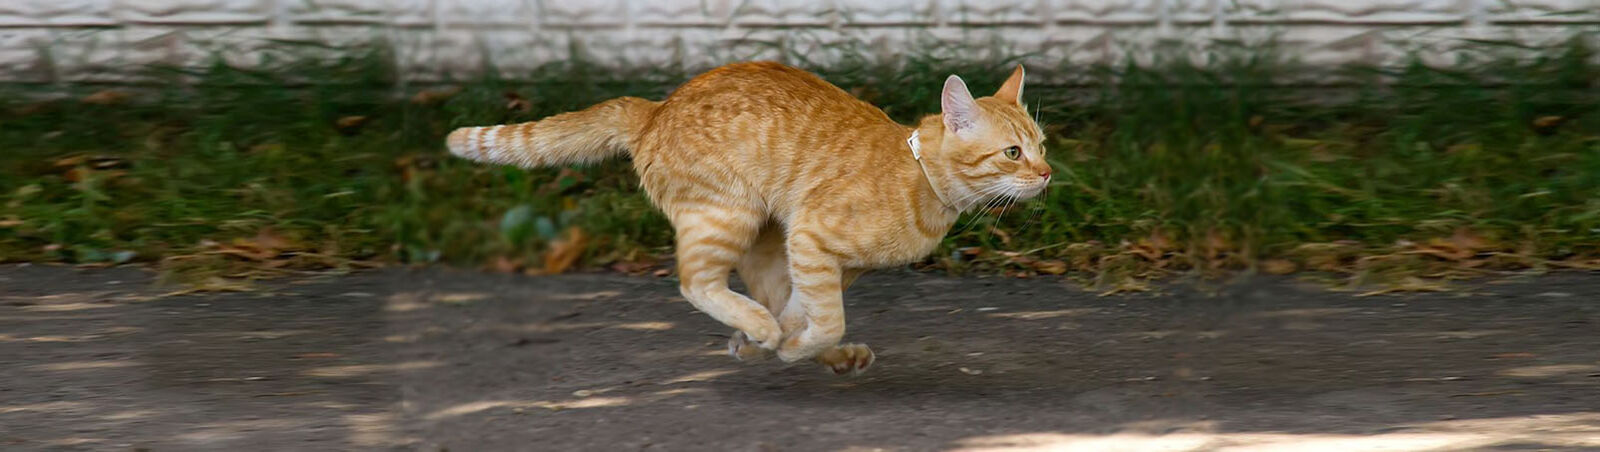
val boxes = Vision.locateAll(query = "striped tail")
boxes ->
[446,96,660,168]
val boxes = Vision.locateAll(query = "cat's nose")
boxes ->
[1038,168,1052,179]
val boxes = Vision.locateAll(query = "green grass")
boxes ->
[1,37,1597,288]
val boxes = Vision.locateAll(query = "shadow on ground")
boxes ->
[2,264,1597,450]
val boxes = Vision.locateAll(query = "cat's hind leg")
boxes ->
[672,207,783,351]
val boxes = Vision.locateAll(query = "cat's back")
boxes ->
[644,62,892,135]
[630,62,908,219]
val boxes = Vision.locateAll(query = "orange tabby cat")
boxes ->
[447,62,1050,375]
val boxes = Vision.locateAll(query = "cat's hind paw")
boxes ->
[815,343,874,376]
[728,331,775,362]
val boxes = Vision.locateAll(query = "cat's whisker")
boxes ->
[1013,200,1046,238]
[952,184,1009,238]
[949,181,1010,213]
[949,181,1000,208]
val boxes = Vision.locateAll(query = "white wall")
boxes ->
[1,0,1596,83]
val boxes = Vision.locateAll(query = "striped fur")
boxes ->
[447,96,659,168]
[446,62,1050,374]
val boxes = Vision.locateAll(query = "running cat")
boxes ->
[447,62,1050,375]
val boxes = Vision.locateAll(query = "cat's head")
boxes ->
[935,65,1051,208]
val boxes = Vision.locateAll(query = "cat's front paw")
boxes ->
[815,343,875,376]
[727,331,774,362]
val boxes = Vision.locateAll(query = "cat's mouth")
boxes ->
[1016,179,1049,199]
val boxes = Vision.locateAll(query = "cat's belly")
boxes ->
[844,228,949,269]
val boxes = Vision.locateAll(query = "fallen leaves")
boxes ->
[1127,231,1173,262]
[1032,259,1068,275]
[80,89,131,105]
[410,86,461,105]
[155,227,378,292]
[212,228,300,261]
[487,256,523,274]
[334,115,370,134]
[540,227,587,275]
[1531,115,1565,134]
[608,250,663,276]
[393,154,438,183]
[1405,228,1494,261]
[52,154,131,184]
[933,224,1557,295]
[487,227,590,275]
[1260,259,1298,275]
[504,91,532,113]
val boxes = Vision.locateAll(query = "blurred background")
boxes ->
[1,0,1597,288]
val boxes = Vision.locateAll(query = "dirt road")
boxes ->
[2,264,1598,451]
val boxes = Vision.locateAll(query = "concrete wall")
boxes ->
[1,1,1596,83]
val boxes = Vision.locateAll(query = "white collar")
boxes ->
[907,130,954,210]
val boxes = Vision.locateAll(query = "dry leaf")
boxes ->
[335,115,370,132]
[989,227,1013,246]
[207,228,300,263]
[1532,115,1564,129]
[12,101,53,116]
[81,89,130,105]
[488,256,522,273]
[53,155,87,167]
[1033,260,1068,275]
[1416,241,1471,261]
[1261,259,1298,275]
[62,167,88,183]
[250,228,294,251]
[610,260,657,275]
[542,227,587,274]
[410,86,461,105]
[1450,228,1490,252]
[504,92,532,113]
[1128,241,1163,261]
[1146,230,1172,251]
[1205,229,1229,258]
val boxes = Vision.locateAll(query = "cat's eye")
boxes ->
[1003,146,1022,160]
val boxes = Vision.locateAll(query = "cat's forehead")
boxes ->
[976,99,1043,142]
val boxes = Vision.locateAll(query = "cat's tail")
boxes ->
[446,96,659,168]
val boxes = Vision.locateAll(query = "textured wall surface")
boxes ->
[0,0,1596,82]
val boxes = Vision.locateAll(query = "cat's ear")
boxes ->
[942,75,979,135]
[994,64,1025,105]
